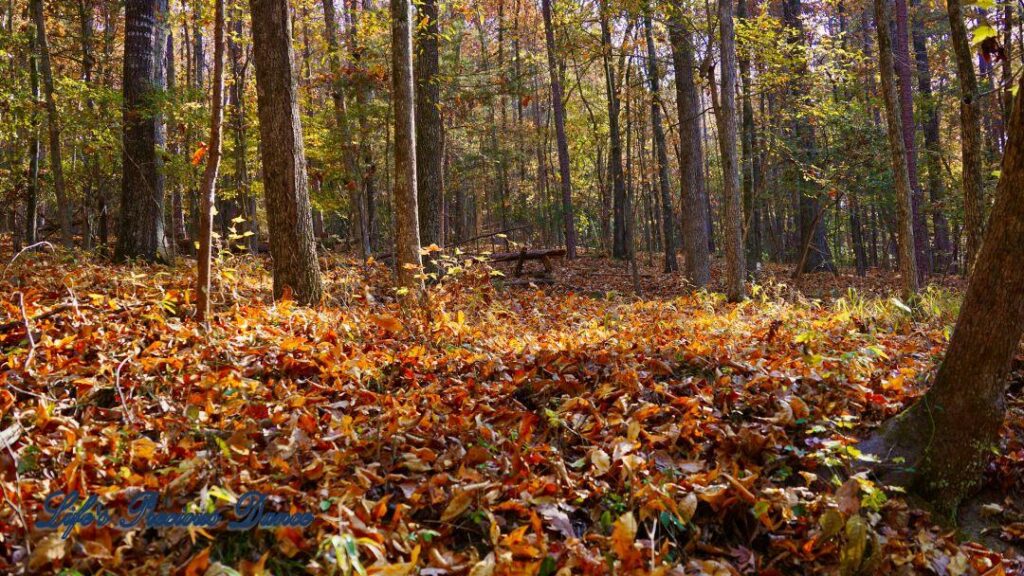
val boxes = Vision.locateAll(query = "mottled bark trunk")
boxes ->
[197,0,225,321]
[80,0,96,250]
[541,0,576,258]
[874,0,919,297]
[391,0,424,296]
[116,0,166,262]
[894,0,930,279]
[912,0,953,274]
[862,68,1024,519]
[415,0,444,256]
[947,0,985,270]
[31,0,72,248]
[249,0,323,303]
[644,14,677,273]
[667,9,711,287]
[716,0,746,300]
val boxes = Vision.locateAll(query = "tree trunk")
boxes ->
[600,2,628,260]
[197,0,225,321]
[644,13,677,273]
[874,0,919,297]
[716,0,746,301]
[249,0,323,303]
[391,0,424,296]
[322,0,369,258]
[415,0,444,258]
[737,0,761,274]
[228,5,256,253]
[912,0,953,274]
[862,68,1024,519]
[31,0,72,249]
[894,0,930,279]
[783,0,835,274]
[25,20,40,245]
[116,0,166,262]
[541,0,576,258]
[947,0,985,270]
[667,13,711,287]
[80,0,97,250]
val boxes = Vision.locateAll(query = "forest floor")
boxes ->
[0,246,1021,575]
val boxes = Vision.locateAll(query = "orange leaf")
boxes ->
[191,144,208,166]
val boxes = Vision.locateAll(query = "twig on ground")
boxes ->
[2,241,54,281]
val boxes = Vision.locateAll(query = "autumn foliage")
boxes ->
[0,250,1019,574]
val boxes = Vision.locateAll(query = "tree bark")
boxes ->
[667,8,711,287]
[738,0,761,274]
[31,0,72,249]
[600,2,628,260]
[249,0,323,303]
[894,0,930,279]
[644,13,677,273]
[716,0,746,301]
[25,20,40,245]
[947,0,985,271]
[783,0,835,274]
[541,0,576,258]
[197,0,225,321]
[862,68,1024,519]
[874,0,919,297]
[415,0,444,257]
[391,0,424,296]
[116,0,166,262]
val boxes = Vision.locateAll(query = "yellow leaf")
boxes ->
[610,512,638,559]
[131,437,158,463]
[441,489,474,522]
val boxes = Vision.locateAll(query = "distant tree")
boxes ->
[541,0,576,258]
[863,69,1024,519]
[391,0,424,297]
[197,0,225,321]
[249,0,323,304]
[30,0,72,249]
[643,13,677,273]
[116,0,167,262]
[873,0,918,297]
[598,0,628,260]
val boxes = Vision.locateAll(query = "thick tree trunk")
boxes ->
[600,3,628,260]
[716,0,746,300]
[911,0,953,274]
[541,0,576,258]
[644,14,677,273]
[874,0,919,297]
[31,0,72,249]
[116,0,166,262]
[862,69,1024,519]
[894,0,930,279]
[667,9,711,287]
[415,0,444,257]
[249,0,323,303]
[197,0,225,321]
[947,0,985,270]
[391,0,424,296]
